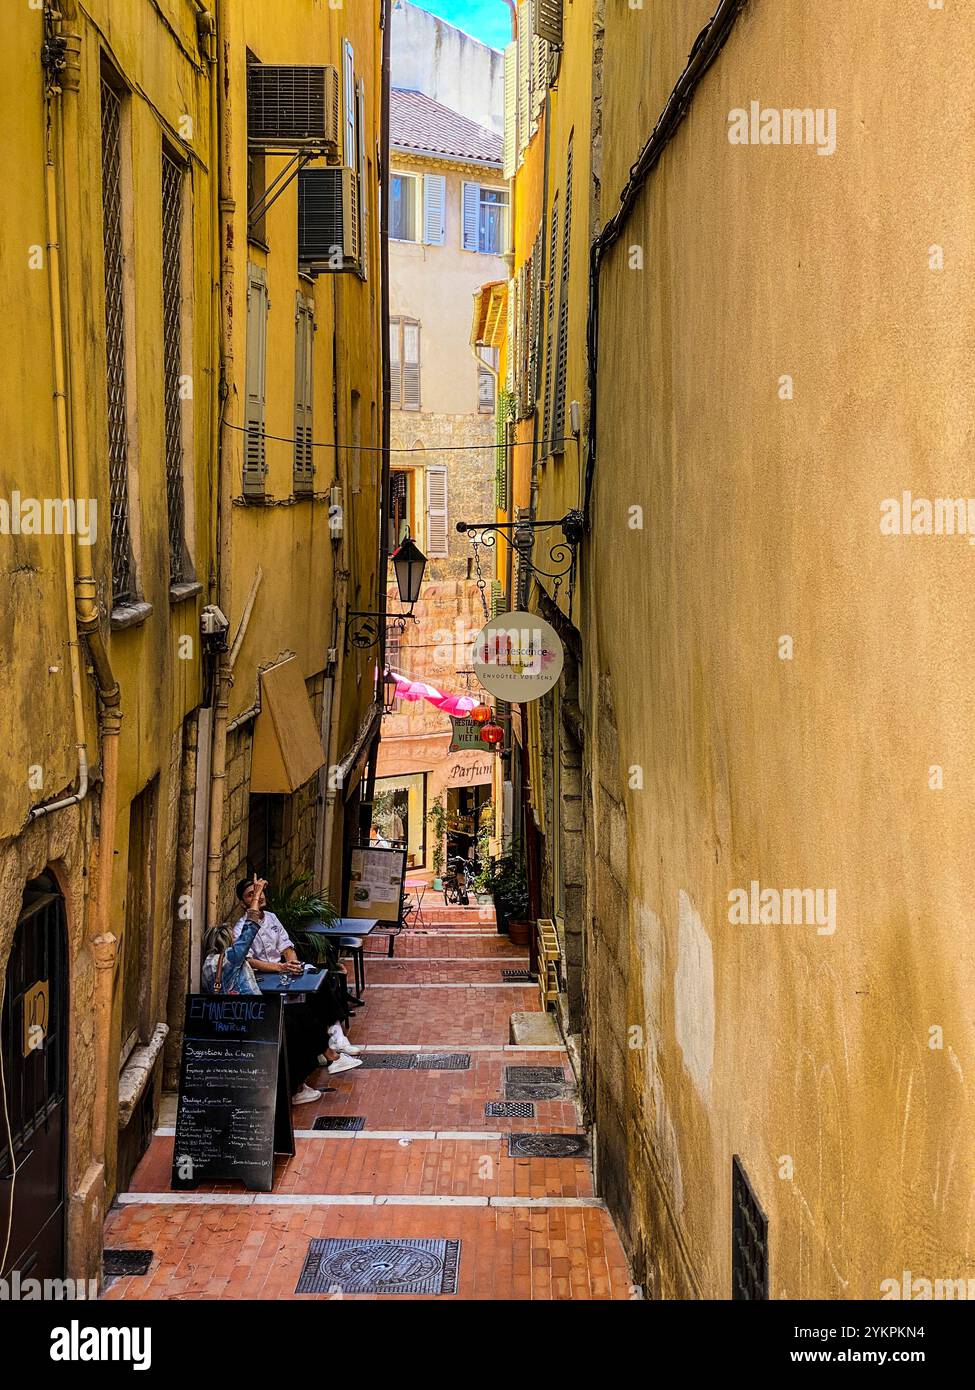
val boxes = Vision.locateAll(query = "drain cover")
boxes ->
[357,1053,418,1069]
[508,1132,590,1158]
[295,1238,461,1295]
[485,1101,535,1118]
[414,1053,470,1070]
[504,1082,573,1102]
[312,1115,365,1131]
[103,1249,153,1277]
[501,970,534,981]
[504,1066,566,1085]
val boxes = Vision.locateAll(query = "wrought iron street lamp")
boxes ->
[382,667,399,713]
[346,531,428,651]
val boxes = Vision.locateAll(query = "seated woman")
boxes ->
[201,878,335,1105]
[231,877,363,1075]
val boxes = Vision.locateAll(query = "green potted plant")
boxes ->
[266,872,338,967]
[426,795,447,888]
[472,801,494,903]
[486,849,530,940]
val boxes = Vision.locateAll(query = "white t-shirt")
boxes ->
[231,910,294,963]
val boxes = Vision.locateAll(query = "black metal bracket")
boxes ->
[247,149,323,234]
[455,509,584,582]
[346,609,418,652]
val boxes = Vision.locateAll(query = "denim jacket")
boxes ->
[201,915,261,995]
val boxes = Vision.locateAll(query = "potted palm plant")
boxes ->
[266,872,338,967]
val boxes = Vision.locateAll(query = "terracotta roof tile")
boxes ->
[391,89,502,167]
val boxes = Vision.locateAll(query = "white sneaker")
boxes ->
[317,1053,330,1067]
[328,1028,365,1056]
[291,1085,323,1104]
[327,1054,363,1075]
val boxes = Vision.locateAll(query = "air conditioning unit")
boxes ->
[247,64,340,154]
[298,166,362,275]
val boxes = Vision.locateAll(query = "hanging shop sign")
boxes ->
[471,610,564,702]
[449,715,496,752]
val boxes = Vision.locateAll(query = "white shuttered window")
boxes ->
[244,264,269,495]
[293,293,314,493]
[425,464,448,557]
[423,173,446,245]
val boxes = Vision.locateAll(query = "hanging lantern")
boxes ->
[471,703,492,723]
[391,534,427,606]
[382,667,399,712]
[480,720,504,747]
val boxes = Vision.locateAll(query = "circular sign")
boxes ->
[471,611,564,702]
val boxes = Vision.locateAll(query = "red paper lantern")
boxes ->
[480,720,504,746]
[471,703,492,723]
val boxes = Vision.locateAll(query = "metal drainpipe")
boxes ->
[41,21,124,1213]
[205,0,237,933]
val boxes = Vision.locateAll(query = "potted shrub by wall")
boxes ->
[487,851,530,940]
[427,795,447,890]
[473,800,495,905]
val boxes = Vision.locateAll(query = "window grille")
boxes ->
[161,150,187,583]
[101,78,134,604]
[732,1156,769,1300]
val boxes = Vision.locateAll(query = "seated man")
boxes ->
[232,877,363,1081]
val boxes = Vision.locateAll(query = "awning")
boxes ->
[470,280,508,349]
[336,702,383,801]
[250,657,325,793]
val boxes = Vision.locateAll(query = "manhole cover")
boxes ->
[413,1054,470,1070]
[103,1249,153,1277]
[295,1238,461,1295]
[357,1053,418,1069]
[501,970,534,982]
[504,1082,573,1102]
[313,1116,365,1131]
[485,1101,535,1118]
[504,1066,566,1085]
[508,1132,590,1158]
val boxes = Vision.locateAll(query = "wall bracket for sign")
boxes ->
[455,510,584,581]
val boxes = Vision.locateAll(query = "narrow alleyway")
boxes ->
[101,907,632,1300]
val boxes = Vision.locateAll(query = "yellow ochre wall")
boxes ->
[588,0,975,1298]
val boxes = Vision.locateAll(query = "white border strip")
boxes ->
[116,1192,605,1209]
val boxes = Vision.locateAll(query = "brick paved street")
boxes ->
[102,912,633,1300]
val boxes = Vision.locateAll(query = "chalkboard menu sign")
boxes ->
[171,994,294,1192]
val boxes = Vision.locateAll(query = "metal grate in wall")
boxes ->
[100,78,133,605]
[161,150,186,585]
[731,1155,769,1300]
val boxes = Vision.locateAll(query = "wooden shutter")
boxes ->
[517,2,531,158]
[532,35,548,122]
[553,136,573,451]
[541,193,558,456]
[462,181,480,252]
[293,293,314,493]
[423,173,446,246]
[425,464,448,557]
[402,319,420,410]
[244,264,268,495]
[503,42,518,179]
[356,77,368,278]
[535,0,563,45]
[390,317,401,409]
[342,39,355,168]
